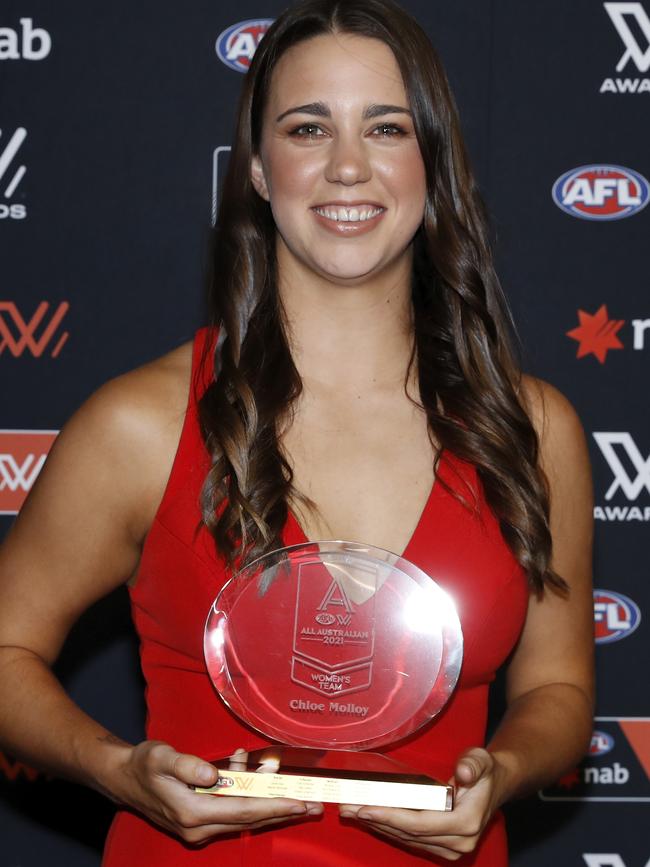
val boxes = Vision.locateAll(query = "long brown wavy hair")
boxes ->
[198,0,564,594]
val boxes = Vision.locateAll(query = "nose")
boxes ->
[324,133,372,185]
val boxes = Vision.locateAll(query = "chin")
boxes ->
[314,258,383,283]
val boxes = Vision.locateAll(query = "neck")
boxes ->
[276,240,416,393]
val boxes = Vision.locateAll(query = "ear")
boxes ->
[251,154,270,201]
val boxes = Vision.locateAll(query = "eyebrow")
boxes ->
[275,102,412,122]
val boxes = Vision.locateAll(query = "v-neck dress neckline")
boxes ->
[284,449,450,561]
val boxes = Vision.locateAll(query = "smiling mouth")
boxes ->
[311,204,386,223]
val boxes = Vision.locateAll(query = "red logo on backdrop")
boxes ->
[0,301,69,357]
[0,430,57,513]
[0,750,42,783]
[567,305,625,363]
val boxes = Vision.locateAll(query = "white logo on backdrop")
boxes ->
[212,146,232,225]
[604,3,650,71]
[584,857,650,867]
[0,19,51,61]
[0,453,46,493]
[593,433,650,500]
[0,127,27,197]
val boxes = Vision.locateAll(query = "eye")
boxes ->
[288,123,326,139]
[372,123,407,137]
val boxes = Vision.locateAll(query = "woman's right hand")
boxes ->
[112,740,323,845]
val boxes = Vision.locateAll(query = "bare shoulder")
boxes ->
[520,376,585,457]
[0,341,196,656]
[26,339,195,545]
[518,374,590,478]
[82,340,193,435]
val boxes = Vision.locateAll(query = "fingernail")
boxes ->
[357,811,373,821]
[340,810,355,819]
[198,765,215,784]
[290,805,307,814]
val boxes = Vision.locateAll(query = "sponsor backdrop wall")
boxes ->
[1,1,648,866]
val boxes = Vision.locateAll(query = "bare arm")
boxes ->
[340,378,595,860]
[0,371,158,793]
[0,347,321,842]
[487,377,594,803]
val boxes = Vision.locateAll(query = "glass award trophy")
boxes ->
[200,541,463,810]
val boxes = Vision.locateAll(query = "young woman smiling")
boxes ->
[0,1,593,865]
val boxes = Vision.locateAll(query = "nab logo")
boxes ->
[590,730,616,756]
[552,165,649,220]
[0,301,69,357]
[215,19,273,72]
[0,18,51,61]
[594,590,642,643]
[602,2,650,93]
[567,305,624,363]
[0,127,27,220]
[0,430,57,514]
[567,306,650,362]
[540,716,650,802]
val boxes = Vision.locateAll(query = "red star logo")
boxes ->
[556,768,581,789]
[567,305,625,364]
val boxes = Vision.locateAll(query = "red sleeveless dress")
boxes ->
[102,328,529,866]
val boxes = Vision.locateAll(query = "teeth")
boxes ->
[314,205,383,222]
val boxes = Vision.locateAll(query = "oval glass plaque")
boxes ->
[205,541,463,751]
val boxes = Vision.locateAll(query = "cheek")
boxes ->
[266,149,323,204]
[380,149,427,213]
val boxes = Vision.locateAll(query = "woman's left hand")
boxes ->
[339,748,503,861]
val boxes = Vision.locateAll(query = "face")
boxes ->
[251,33,427,285]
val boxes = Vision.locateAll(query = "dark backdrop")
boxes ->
[1,2,648,865]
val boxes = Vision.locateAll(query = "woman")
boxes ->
[0,0,593,864]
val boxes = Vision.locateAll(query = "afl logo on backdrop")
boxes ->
[552,165,650,220]
[215,19,274,72]
[590,730,615,757]
[593,589,642,644]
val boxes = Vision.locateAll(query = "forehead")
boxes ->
[267,33,408,113]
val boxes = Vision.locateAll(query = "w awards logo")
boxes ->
[540,717,650,802]
[601,2,650,93]
[0,127,27,220]
[0,430,57,514]
[593,433,650,522]
[0,301,69,357]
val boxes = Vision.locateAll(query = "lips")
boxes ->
[313,204,385,222]
[310,203,387,235]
